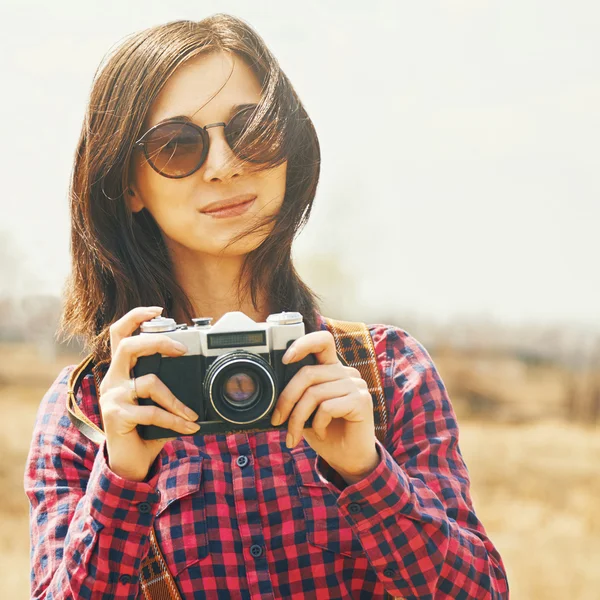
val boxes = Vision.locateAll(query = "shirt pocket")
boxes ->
[153,454,208,576]
[290,445,365,559]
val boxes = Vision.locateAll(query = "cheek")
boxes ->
[269,161,288,190]
[134,160,193,217]
[255,161,288,210]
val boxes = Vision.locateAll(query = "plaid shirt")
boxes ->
[24,317,509,599]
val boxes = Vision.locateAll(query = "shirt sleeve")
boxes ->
[24,366,164,600]
[315,326,509,599]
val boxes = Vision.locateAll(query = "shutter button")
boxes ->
[250,544,263,558]
[236,455,249,468]
[348,502,362,514]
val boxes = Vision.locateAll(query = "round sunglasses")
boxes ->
[134,105,269,179]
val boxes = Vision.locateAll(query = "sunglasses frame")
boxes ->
[134,105,257,179]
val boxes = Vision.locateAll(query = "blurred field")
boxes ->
[2,343,599,599]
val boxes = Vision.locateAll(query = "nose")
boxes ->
[201,127,243,183]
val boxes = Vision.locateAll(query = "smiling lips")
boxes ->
[200,194,257,218]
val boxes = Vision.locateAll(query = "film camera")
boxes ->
[133,311,317,440]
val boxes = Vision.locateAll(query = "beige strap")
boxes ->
[324,318,389,446]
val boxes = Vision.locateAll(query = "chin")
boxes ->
[196,237,266,257]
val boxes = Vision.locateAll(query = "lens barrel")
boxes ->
[204,351,276,425]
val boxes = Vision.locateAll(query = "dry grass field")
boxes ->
[2,343,599,599]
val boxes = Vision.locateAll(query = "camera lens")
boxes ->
[222,371,259,408]
[204,351,276,425]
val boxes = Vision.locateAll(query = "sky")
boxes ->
[1,0,599,331]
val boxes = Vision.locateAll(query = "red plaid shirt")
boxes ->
[24,317,509,599]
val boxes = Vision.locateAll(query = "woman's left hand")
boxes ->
[271,331,380,484]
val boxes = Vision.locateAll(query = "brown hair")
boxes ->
[59,14,321,362]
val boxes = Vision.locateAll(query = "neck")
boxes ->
[168,246,270,325]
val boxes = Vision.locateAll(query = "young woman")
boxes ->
[24,14,509,600]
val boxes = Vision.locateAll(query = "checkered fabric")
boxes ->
[24,315,509,599]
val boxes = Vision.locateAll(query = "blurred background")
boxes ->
[1,1,599,598]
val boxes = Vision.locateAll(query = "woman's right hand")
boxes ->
[99,306,201,482]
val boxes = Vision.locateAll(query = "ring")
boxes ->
[129,377,138,401]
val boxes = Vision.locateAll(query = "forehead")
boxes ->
[146,51,263,127]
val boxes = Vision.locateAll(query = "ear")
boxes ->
[126,185,145,213]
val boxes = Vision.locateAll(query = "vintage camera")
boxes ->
[133,311,317,440]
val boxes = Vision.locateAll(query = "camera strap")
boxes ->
[65,318,396,600]
[323,318,389,446]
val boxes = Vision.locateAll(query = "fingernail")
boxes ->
[271,409,281,426]
[173,341,187,353]
[185,407,199,421]
[148,306,163,313]
[283,348,295,364]
[185,421,201,433]
[286,433,294,448]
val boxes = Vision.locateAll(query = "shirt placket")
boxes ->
[227,433,275,600]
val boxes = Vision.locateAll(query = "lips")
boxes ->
[200,194,257,214]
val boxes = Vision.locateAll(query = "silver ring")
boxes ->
[129,377,138,401]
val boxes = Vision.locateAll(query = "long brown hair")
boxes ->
[59,14,321,362]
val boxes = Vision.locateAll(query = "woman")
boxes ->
[24,14,509,599]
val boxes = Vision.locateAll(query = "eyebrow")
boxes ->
[151,103,258,128]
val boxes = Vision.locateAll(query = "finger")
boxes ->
[286,379,356,447]
[276,363,353,423]
[133,374,199,421]
[273,366,353,426]
[282,330,338,366]
[101,393,201,437]
[124,404,201,436]
[309,390,369,439]
[111,334,188,380]
[309,404,336,442]
[109,306,164,353]
[317,394,367,422]
[302,394,368,447]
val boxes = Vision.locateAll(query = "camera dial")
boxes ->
[140,316,178,333]
[266,312,303,325]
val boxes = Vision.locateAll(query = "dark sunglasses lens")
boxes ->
[143,123,205,177]
[225,107,280,163]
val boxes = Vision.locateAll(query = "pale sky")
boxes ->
[2,0,599,331]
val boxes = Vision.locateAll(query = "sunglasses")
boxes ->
[134,105,278,179]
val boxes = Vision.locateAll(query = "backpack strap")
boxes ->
[323,318,389,446]
[66,354,183,600]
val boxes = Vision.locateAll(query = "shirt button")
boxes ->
[250,544,263,558]
[119,574,132,585]
[383,568,396,578]
[138,502,151,514]
[348,502,362,514]
[236,455,249,468]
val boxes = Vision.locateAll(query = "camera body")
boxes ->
[133,311,317,440]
